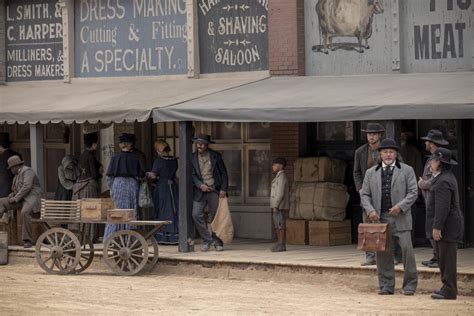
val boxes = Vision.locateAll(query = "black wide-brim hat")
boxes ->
[378,138,400,151]
[421,129,449,146]
[361,123,385,133]
[430,147,458,165]
[84,132,98,144]
[192,134,215,144]
[118,133,136,144]
[0,132,12,145]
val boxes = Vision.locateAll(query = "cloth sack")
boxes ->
[211,197,234,244]
[138,181,153,208]
[357,223,389,252]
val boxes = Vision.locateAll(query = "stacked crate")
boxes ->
[287,157,351,246]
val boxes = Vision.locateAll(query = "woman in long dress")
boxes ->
[148,140,179,244]
[104,134,145,239]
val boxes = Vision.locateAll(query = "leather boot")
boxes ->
[270,229,286,252]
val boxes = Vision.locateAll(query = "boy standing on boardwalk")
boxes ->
[270,157,290,252]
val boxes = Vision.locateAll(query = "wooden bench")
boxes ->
[40,199,81,221]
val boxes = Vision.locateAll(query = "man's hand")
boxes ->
[200,184,212,192]
[8,197,16,204]
[272,207,278,213]
[388,205,401,216]
[219,191,226,199]
[368,211,379,222]
[432,228,442,241]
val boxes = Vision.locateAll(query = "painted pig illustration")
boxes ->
[315,0,384,53]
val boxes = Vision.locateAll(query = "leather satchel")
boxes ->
[357,223,390,252]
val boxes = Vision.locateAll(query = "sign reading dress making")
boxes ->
[74,0,187,77]
[198,0,268,73]
[5,0,64,81]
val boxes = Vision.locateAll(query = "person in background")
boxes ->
[122,133,147,172]
[425,148,463,300]
[418,129,449,269]
[147,140,179,244]
[0,132,22,198]
[54,155,81,201]
[104,133,144,239]
[360,138,418,296]
[400,127,422,180]
[191,134,228,252]
[73,132,102,242]
[353,123,385,266]
[270,157,290,252]
[0,156,44,248]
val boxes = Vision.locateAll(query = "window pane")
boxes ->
[248,122,271,140]
[248,149,271,197]
[418,120,457,145]
[212,122,241,140]
[218,150,242,197]
[318,122,353,141]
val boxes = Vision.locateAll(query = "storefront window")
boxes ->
[220,150,242,197]
[248,149,271,198]
[317,122,354,141]
[418,120,458,145]
[248,122,271,140]
[213,122,241,140]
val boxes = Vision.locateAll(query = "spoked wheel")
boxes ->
[102,230,149,276]
[73,238,95,274]
[35,228,81,275]
[144,237,159,272]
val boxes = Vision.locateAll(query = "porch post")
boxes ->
[178,121,194,252]
[29,124,44,188]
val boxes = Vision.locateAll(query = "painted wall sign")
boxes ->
[74,0,187,77]
[198,0,268,73]
[305,0,394,75]
[400,0,471,72]
[5,0,64,81]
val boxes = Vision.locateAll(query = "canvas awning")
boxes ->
[152,72,474,122]
[0,76,264,124]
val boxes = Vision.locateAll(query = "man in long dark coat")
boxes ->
[0,133,22,198]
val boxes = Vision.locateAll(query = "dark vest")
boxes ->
[381,167,394,213]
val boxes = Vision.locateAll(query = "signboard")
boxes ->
[400,0,471,72]
[6,0,64,81]
[198,0,268,74]
[74,0,187,77]
[305,0,394,76]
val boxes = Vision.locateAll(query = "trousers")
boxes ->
[192,191,222,245]
[435,241,458,299]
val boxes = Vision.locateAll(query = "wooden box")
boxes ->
[308,219,352,246]
[107,209,134,222]
[286,219,309,245]
[81,198,114,221]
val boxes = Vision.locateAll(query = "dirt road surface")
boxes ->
[1,260,473,315]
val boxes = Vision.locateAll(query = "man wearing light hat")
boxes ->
[0,155,44,248]
[418,129,450,269]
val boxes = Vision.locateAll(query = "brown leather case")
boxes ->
[357,223,390,252]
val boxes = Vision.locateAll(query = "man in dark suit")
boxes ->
[0,133,22,198]
[361,138,418,296]
[191,134,228,252]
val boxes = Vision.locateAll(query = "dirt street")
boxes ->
[1,260,473,315]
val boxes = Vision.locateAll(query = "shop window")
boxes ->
[317,122,354,141]
[197,122,271,204]
[418,120,458,145]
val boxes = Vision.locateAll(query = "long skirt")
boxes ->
[104,177,139,239]
[153,180,179,244]
[71,179,99,242]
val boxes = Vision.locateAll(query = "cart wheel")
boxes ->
[35,228,81,275]
[144,237,159,272]
[73,238,95,274]
[102,230,149,276]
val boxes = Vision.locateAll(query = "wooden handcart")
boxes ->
[32,200,171,276]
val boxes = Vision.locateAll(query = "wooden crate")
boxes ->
[107,209,134,222]
[16,210,43,244]
[41,199,81,221]
[286,219,309,245]
[81,198,115,221]
[0,211,19,245]
[308,219,352,246]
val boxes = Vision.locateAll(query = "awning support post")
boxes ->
[29,124,44,188]
[178,121,194,252]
